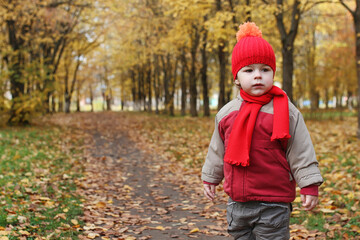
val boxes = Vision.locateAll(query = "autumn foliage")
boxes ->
[0,0,358,127]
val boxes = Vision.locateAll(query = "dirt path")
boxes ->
[50,112,229,239]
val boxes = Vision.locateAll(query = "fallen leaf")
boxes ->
[189,228,199,234]
[155,226,165,231]
[87,233,100,239]
[70,219,78,225]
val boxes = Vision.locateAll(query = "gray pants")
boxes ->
[227,199,291,240]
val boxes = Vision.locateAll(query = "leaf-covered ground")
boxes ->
[108,112,360,240]
[47,112,230,240]
[1,111,359,239]
[0,125,84,239]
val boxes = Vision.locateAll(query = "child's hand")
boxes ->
[203,183,216,201]
[301,194,318,211]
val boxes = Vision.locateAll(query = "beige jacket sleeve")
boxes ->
[201,115,225,184]
[287,103,323,188]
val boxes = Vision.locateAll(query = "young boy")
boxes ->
[201,22,323,239]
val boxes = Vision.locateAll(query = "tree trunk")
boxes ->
[6,19,27,124]
[130,70,137,109]
[282,48,294,101]
[162,54,172,114]
[355,1,360,138]
[324,88,329,109]
[169,59,178,116]
[76,86,80,112]
[65,92,71,113]
[308,23,318,111]
[137,66,144,111]
[42,37,67,114]
[153,55,160,114]
[146,66,152,112]
[180,50,187,116]
[189,25,200,117]
[51,95,56,113]
[89,84,94,112]
[106,89,112,111]
[59,95,63,112]
[275,0,301,102]
[200,26,210,117]
[216,0,227,110]
[347,91,353,110]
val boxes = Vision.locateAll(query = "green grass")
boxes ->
[0,126,84,239]
[302,109,357,120]
[289,151,360,239]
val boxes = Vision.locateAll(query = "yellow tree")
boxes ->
[0,0,95,123]
[56,1,106,113]
[1,0,40,124]
[259,0,328,102]
[339,0,360,138]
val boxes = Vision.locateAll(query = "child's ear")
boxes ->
[234,78,241,87]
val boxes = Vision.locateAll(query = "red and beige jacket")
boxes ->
[201,95,323,203]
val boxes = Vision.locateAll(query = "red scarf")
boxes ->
[224,86,291,166]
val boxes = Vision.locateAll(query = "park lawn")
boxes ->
[128,112,360,239]
[0,125,84,239]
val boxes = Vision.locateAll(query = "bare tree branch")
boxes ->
[339,0,354,15]
[301,0,335,13]
[38,1,91,9]
[275,0,287,41]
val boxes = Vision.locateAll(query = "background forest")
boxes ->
[0,0,359,132]
[0,1,360,239]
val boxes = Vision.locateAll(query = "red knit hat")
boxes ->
[231,22,276,80]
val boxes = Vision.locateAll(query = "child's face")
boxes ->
[235,63,274,96]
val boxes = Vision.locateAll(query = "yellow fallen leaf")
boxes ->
[18,230,31,236]
[294,197,301,203]
[347,192,354,200]
[83,224,96,230]
[62,174,71,179]
[0,231,10,235]
[155,226,165,231]
[39,197,51,201]
[54,213,66,220]
[96,201,106,208]
[63,208,69,212]
[291,210,300,215]
[44,201,55,207]
[123,185,133,191]
[17,216,27,223]
[20,178,29,185]
[0,237,9,240]
[87,233,99,239]
[320,208,335,213]
[190,228,199,234]
[124,237,136,240]
[71,219,78,225]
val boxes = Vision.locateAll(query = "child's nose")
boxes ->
[254,69,261,78]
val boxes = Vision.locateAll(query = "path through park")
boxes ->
[51,112,229,239]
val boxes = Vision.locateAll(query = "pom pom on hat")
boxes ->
[236,22,262,42]
[231,22,276,80]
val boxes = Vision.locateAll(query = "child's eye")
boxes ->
[244,69,253,72]
[262,68,271,72]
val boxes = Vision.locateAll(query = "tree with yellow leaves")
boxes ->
[339,0,360,138]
